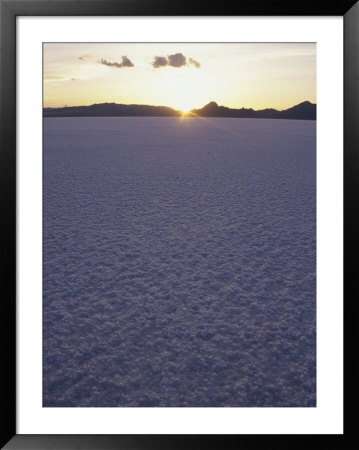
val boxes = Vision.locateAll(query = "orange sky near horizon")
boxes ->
[43,43,316,112]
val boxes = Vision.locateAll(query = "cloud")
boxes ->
[189,57,201,68]
[78,54,91,61]
[168,53,186,68]
[151,56,168,68]
[151,53,200,69]
[100,56,134,68]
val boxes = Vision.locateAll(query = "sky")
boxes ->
[43,43,316,112]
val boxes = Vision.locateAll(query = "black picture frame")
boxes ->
[1,1,357,448]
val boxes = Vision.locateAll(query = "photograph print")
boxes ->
[43,43,316,407]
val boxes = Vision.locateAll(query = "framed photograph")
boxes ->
[1,0,357,448]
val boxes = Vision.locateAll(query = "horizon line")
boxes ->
[43,100,316,112]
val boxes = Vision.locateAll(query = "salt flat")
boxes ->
[43,117,316,407]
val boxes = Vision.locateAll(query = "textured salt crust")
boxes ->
[43,117,316,407]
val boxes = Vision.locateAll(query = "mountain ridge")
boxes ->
[43,100,316,120]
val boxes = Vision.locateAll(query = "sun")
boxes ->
[175,101,194,114]
[180,108,192,116]
[170,96,196,114]
[176,100,196,115]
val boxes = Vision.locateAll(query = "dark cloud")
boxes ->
[78,54,91,61]
[151,56,168,68]
[168,53,186,67]
[189,57,201,68]
[151,53,200,69]
[100,56,134,68]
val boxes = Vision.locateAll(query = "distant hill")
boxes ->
[43,103,180,118]
[43,101,316,120]
[189,101,316,120]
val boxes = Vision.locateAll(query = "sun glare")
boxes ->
[180,108,191,116]
[175,100,194,113]
[175,100,197,114]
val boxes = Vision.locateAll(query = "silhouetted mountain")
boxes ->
[43,102,181,118]
[278,101,316,120]
[189,101,316,120]
[44,101,316,120]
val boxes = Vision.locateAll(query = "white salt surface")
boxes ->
[43,117,316,407]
